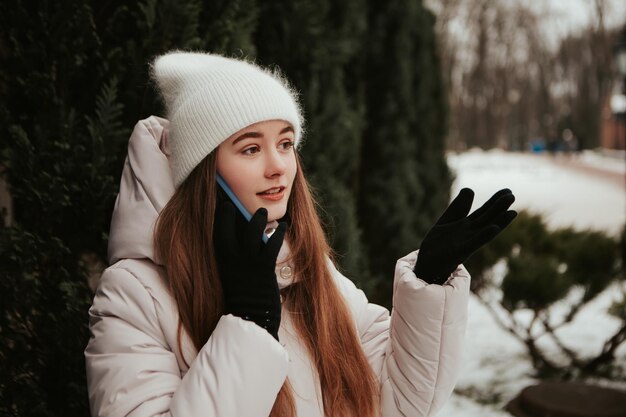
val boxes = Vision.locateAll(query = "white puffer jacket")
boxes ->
[85,116,470,417]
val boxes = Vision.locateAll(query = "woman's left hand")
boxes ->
[414,188,517,285]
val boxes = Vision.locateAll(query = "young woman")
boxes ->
[85,52,516,417]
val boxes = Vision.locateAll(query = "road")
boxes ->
[448,150,625,236]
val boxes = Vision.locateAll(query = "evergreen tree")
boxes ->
[254,0,369,283]
[0,1,258,414]
[358,0,451,306]
[413,7,452,234]
[0,2,116,413]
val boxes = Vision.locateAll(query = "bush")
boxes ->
[0,227,92,416]
[502,252,570,312]
[472,210,623,377]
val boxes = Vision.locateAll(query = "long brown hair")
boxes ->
[154,150,380,417]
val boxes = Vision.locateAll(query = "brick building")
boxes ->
[600,91,626,150]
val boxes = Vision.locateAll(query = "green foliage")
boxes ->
[0,2,128,414]
[200,0,259,54]
[502,224,619,312]
[501,252,570,311]
[0,227,92,416]
[553,228,619,301]
[470,211,623,377]
[471,210,621,313]
[412,7,452,230]
[358,0,452,307]
[0,0,259,415]
[466,211,554,291]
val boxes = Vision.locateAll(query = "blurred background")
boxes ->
[0,0,624,416]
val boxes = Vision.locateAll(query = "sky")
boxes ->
[427,0,626,50]
[533,0,626,44]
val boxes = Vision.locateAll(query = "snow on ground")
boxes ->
[447,149,625,236]
[578,150,626,176]
[438,150,626,417]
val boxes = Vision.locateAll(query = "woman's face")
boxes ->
[216,120,298,222]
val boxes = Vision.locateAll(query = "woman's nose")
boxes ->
[265,149,286,178]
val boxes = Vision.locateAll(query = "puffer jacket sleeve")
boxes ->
[85,266,289,417]
[330,250,469,417]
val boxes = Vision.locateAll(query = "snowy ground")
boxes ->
[438,150,626,417]
[448,149,625,236]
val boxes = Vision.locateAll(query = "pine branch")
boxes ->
[85,77,125,178]
[86,77,124,143]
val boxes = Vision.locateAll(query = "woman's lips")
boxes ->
[257,187,286,201]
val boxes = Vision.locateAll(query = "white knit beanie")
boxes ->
[151,51,304,187]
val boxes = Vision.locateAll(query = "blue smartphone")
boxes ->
[216,173,269,243]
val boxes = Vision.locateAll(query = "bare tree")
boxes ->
[426,0,622,150]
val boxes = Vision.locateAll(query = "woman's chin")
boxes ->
[248,199,288,223]
[267,207,287,223]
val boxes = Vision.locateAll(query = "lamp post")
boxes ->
[614,26,626,149]
[614,24,626,307]
[613,25,626,202]
[615,25,626,95]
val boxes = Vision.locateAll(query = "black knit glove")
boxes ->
[414,188,517,285]
[213,201,286,340]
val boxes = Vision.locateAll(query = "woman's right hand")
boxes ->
[414,188,516,285]
[213,201,286,340]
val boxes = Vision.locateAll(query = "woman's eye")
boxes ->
[280,140,294,150]
[242,146,260,155]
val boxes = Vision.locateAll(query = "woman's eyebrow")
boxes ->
[232,126,294,145]
[232,131,262,145]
